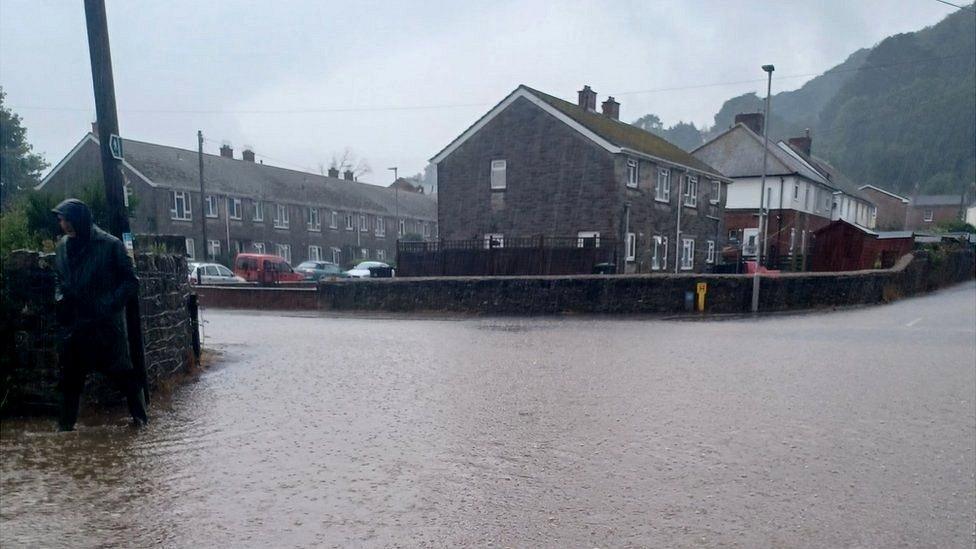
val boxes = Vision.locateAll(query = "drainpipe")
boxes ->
[674,173,684,273]
[778,176,785,261]
[621,201,631,273]
[224,195,231,262]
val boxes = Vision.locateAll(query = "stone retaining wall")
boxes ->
[1,251,195,415]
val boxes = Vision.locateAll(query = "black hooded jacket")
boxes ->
[53,199,139,372]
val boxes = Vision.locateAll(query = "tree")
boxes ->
[328,147,371,180]
[0,88,48,210]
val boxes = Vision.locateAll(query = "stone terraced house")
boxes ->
[37,132,438,267]
[431,84,732,273]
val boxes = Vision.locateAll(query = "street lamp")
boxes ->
[752,63,774,313]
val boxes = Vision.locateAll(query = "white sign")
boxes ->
[110,134,124,160]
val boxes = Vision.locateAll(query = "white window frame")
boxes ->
[330,211,338,229]
[398,218,405,237]
[307,207,321,231]
[576,231,601,248]
[229,197,242,220]
[205,195,219,218]
[345,213,354,231]
[170,191,192,221]
[207,239,221,259]
[706,240,715,264]
[331,247,341,264]
[185,237,195,259]
[793,183,800,202]
[375,216,386,237]
[923,209,934,222]
[484,233,504,249]
[680,238,695,270]
[123,182,132,208]
[789,228,796,253]
[360,248,369,259]
[359,214,369,232]
[253,200,264,222]
[683,176,698,208]
[710,180,721,204]
[376,249,386,261]
[626,232,636,261]
[626,159,639,188]
[662,237,669,270]
[655,169,671,202]
[490,159,507,190]
[308,245,322,261]
[276,243,291,263]
[274,204,289,229]
[651,236,663,270]
[253,242,265,254]
[423,223,431,238]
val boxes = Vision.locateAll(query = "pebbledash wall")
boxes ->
[0,251,196,415]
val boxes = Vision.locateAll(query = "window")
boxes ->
[276,243,291,263]
[375,217,386,237]
[793,183,800,201]
[331,247,341,264]
[207,239,221,259]
[377,249,386,261]
[398,218,405,237]
[123,182,132,208]
[170,191,192,220]
[826,195,832,211]
[655,169,671,202]
[308,245,322,261]
[789,228,796,253]
[651,236,663,270]
[253,242,265,254]
[661,237,669,270]
[330,211,338,229]
[360,248,369,259]
[253,200,264,222]
[345,213,354,231]
[229,197,242,220]
[710,180,721,204]
[274,204,289,229]
[626,159,639,188]
[359,214,368,232]
[484,233,504,249]
[185,237,195,259]
[423,223,431,238]
[205,195,219,218]
[680,238,695,270]
[490,159,507,190]
[805,187,812,210]
[728,229,737,241]
[706,240,715,264]
[577,231,600,248]
[626,232,636,261]
[923,209,934,222]
[306,207,320,231]
[683,175,698,207]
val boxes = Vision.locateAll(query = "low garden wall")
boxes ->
[1,251,196,415]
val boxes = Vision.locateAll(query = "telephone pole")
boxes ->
[198,130,207,259]
[84,0,149,401]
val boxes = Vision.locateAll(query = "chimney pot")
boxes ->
[90,121,98,135]
[242,148,255,162]
[788,132,813,157]
[343,169,354,181]
[219,144,234,159]
[734,113,765,136]
[601,96,620,120]
[577,85,597,111]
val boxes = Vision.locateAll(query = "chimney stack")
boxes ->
[328,167,340,178]
[601,96,620,120]
[734,113,764,136]
[219,144,234,159]
[343,169,354,181]
[242,148,255,162]
[577,85,597,111]
[91,121,98,135]
[788,129,812,157]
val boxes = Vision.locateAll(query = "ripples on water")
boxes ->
[2,299,975,547]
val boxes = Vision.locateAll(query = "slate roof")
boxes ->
[522,86,721,175]
[783,144,871,202]
[101,134,437,219]
[692,124,827,183]
[910,194,964,207]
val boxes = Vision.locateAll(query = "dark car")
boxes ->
[295,261,349,281]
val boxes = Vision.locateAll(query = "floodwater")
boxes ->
[3,282,975,548]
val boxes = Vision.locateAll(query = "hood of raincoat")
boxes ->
[52,198,94,242]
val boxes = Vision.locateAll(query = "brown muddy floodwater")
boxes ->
[2,282,975,548]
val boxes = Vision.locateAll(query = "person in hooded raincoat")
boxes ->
[52,198,149,431]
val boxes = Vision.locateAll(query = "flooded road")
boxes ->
[3,282,975,548]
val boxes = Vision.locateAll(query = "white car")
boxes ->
[344,261,393,279]
[188,262,248,285]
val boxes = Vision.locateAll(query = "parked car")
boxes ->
[188,262,248,285]
[295,261,349,281]
[234,253,306,284]
[345,261,394,278]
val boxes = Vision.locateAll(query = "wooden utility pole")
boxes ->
[83,0,149,401]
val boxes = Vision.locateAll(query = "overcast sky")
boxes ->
[0,0,957,183]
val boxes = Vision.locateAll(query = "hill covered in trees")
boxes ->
[635,6,975,197]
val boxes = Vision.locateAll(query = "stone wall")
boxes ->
[1,251,195,415]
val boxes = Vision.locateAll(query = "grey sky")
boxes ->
[0,0,956,183]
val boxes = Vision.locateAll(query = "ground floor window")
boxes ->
[577,231,600,248]
[377,249,386,261]
[185,237,195,259]
[277,243,291,263]
[308,245,322,261]
[484,233,504,249]
[651,235,669,271]
[253,242,265,254]
[331,247,341,264]
[706,240,715,264]
[361,248,369,259]
[207,239,221,260]
[680,238,695,270]
[625,232,636,261]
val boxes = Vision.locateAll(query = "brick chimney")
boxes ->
[734,113,764,136]
[242,148,255,162]
[219,144,234,158]
[343,169,354,181]
[788,129,812,157]
[601,96,620,120]
[577,85,597,111]
[328,167,340,178]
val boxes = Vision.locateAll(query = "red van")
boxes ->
[234,253,306,284]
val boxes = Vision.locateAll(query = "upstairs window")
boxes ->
[205,195,219,218]
[375,217,386,237]
[170,191,192,220]
[626,159,639,188]
[683,175,698,207]
[306,207,320,231]
[345,213,354,231]
[793,183,800,201]
[274,204,289,229]
[330,211,338,229]
[655,169,671,202]
[228,197,242,220]
[923,209,934,222]
[710,180,721,204]
[253,200,264,222]
[359,214,369,232]
[490,159,507,190]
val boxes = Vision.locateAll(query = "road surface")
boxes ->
[2,282,974,547]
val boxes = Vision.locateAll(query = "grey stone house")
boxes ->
[431,84,731,273]
[37,132,438,267]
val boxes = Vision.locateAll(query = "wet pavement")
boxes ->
[2,282,975,548]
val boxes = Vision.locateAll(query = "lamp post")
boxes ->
[388,166,399,235]
[751,63,774,313]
